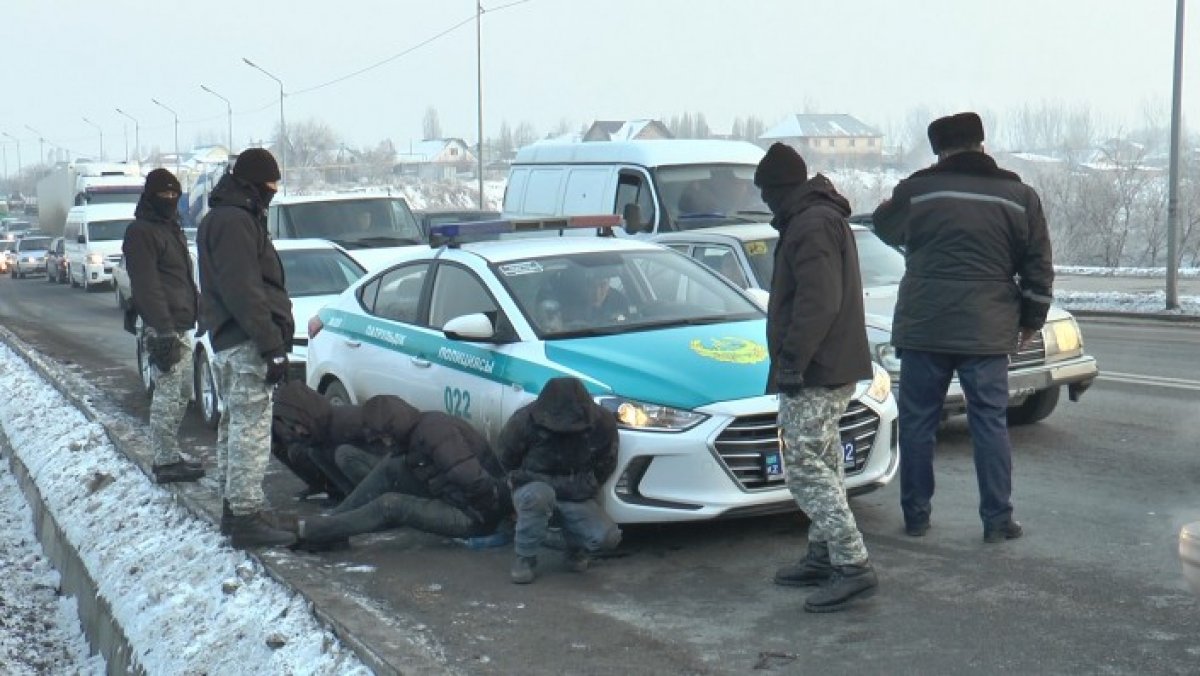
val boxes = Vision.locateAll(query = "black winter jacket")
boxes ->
[122,198,198,333]
[272,381,370,450]
[406,412,510,528]
[498,378,619,502]
[196,174,293,355]
[872,151,1054,355]
[766,175,873,391]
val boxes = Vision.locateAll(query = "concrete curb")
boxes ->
[0,325,449,675]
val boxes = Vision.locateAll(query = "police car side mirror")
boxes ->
[745,287,770,311]
[442,313,496,341]
[622,203,645,234]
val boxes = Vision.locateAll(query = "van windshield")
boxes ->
[88,219,133,242]
[87,193,140,206]
[277,198,423,249]
[657,164,771,230]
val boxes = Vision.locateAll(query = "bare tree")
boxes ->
[514,121,537,149]
[423,107,442,140]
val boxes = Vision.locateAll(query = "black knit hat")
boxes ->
[143,168,181,195]
[927,112,985,154]
[232,147,282,183]
[753,143,808,188]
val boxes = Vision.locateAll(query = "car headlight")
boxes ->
[596,396,708,432]
[1045,318,1081,356]
[874,342,902,377]
[865,364,892,403]
[86,253,104,264]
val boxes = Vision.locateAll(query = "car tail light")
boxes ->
[307,315,324,339]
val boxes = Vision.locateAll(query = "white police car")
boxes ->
[305,217,898,524]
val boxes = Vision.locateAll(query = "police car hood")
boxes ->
[543,320,768,411]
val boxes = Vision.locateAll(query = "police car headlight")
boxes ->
[874,342,902,377]
[597,396,707,432]
[865,364,892,403]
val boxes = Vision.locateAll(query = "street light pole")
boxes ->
[1165,0,1186,310]
[242,58,286,194]
[151,98,180,176]
[82,117,103,160]
[115,108,140,163]
[476,0,485,209]
[200,84,234,154]
[2,132,20,176]
[25,126,45,165]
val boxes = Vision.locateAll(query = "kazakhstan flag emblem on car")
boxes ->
[689,337,767,364]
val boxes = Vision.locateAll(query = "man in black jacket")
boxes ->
[755,143,878,613]
[293,396,511,551]
[197,148,295,548]
[872,112,1054,544]
[122,168,204,484]
[499,376,621,584]
[271,381,372,505]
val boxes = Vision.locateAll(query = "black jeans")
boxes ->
[301,454,481,543]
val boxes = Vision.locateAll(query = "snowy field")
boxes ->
[0,342,371,675]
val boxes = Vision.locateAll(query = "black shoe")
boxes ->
[511,555,537,584]
[905,521,930,537]
[984,520,1023,543]
[774,541,833,587]
[153,460,205,484]
[291,519,351,552]
[565,549,590,573]
[228,512,296,549]
[803,562,878,613]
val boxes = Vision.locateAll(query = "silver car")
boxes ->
[11,235,53,278]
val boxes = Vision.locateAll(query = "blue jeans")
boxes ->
[899,350,1014,529]
[512,482,621,558]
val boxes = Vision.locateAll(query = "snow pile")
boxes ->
[1055,290,1200,315]
[0,343,371,675]
[1057,265,1200,278]
[0,463,104,675]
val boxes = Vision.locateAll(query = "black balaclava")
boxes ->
[143,168,182,221]
[232,147,282,207]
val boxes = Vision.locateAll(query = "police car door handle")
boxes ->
[343,339,362,348]
[411,356,431,368]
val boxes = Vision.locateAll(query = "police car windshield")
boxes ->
[495,248,763,339]
[657,164,770,230]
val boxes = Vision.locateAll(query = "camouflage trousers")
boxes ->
[778,384,869,566]
[147,332,194,466]
[213,341,275,515]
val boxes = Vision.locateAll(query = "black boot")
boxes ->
[152,459,205,484]
[565,549,590,573]
[803,562,878,613]
[984,520,1023,543]
[774,541,833,587]
[228,512,296,549]
[511,555,537,584]
[291,518,351,553]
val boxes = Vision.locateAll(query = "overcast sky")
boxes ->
[1,0,1196,162]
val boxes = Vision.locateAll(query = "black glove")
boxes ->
[775,368,805,396]
[147,334,183,373]
[264,348,289,385]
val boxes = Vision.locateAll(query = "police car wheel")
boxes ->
[323,380,351,407]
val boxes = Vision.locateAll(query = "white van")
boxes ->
[64,203,136,291]
[502,139,769,235]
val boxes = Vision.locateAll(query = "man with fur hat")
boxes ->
[873,112,1053,544]
[197,147,295,548]
[755,142,877,613]
[122,168,204,484]
[293,396,511,551]
[499,376,621,584]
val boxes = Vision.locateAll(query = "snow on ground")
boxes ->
[1057,265,1200,278]
[0,462,105,675]
[1055,290,1200,315]
[0,342,371,675]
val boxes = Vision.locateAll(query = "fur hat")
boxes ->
[232,147,282,183]
[753,143,808,188]
[531,377,595,433]
[143,168,181,195]
[927,112,985,154]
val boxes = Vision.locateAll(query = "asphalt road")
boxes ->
[1,272,1198,675]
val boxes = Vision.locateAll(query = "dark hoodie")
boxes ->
[498,377,619,501]
[121,195,198,333]
[765,174,872,391]
[406,412,511,528]
[196,173,293,354]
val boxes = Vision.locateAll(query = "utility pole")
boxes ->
[82,117,104,160]
[25,126,45,166]
[2,132,20,176]
[1165,0,1186,310]
[243,58,286,195]
[476,0,485,209]
[116,108,140,163]
[151,98,181,176]
[200,84,234,154]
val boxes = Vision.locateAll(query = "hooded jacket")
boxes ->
[872,151,1054,354]
[498,377,619,501]
[406,412,510,528]
[122,196,198,333]
[196,173,293,355]
[765,175,873,391]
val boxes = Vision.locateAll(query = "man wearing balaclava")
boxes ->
[123,168,204,485]
[873,112,1054,546]
[754,142,877,613]
[197,147,295,548]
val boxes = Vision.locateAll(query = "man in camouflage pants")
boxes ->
[755,143,878,612]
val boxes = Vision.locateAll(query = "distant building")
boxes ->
[583,119,674,142]
[394,138,476,180]
[759,113,883,168]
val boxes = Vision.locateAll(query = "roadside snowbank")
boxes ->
[1055,290,1200,316]
[1057,265,1200,278]
[0,342,371,675]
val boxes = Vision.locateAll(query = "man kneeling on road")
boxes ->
[272,381,373,505]
[293,395,511,551]
[122,168,204,484]
[500,377,621,584]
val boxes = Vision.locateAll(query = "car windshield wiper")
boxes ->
[549,326,630,339]
[354,235,423,246]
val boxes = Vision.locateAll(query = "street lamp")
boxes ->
[24,125,45,165]
[242,57,286,194]
[2,132,21,176]
[82,117,104,160]
[200,84,234,154]
[151,98,180,176]
[116,108,140,163]
[476,0,485,209]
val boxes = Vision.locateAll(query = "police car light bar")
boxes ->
[429,214,624,243]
